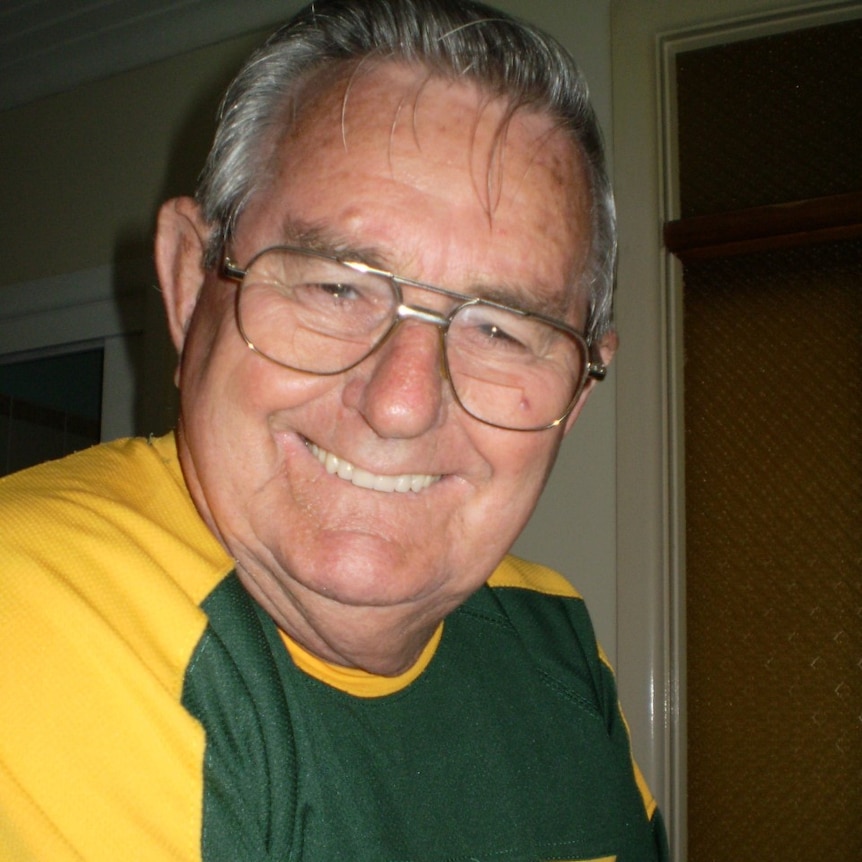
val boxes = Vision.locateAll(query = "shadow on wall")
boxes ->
[109,33,265,440]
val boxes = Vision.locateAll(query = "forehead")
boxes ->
[240,62,592,317]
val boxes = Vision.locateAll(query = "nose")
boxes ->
[342,319,447,438]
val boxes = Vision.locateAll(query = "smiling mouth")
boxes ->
[305,441,442,493]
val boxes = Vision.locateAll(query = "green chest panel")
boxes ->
[182,575,658,861]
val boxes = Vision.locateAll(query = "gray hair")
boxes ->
[196,0,616,338]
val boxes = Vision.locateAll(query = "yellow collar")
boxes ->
[279,623,443,698]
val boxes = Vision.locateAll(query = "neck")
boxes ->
[235,563,452,676]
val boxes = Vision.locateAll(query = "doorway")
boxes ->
[670,18,862,861]
[612,0,862,857]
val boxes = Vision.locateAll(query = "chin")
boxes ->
[286,530,445,608]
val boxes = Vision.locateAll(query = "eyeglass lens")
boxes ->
[235,248,588,430]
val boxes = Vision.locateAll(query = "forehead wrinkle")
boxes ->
[339,63,445,177]
[508,115,591,309]
[239,60,357,231]
[407,71,437,153]
[482,104,519,224]
[387,93,409,173]
[468,95,501,224]
[378,68,508,222]
[336,65,536,231]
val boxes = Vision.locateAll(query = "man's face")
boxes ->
[164,63,609,668]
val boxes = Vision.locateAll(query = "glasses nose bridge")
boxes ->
[382,302,453,386]
[395,302,451,332]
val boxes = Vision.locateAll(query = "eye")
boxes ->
[289,276,394,331]
[455,304,536,354]
[479,321,521,344]
[294,280,366,309]
[308,281,361,301]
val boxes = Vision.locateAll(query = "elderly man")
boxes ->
[1,1,668,860]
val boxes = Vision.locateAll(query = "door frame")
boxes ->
[611,1,861,857]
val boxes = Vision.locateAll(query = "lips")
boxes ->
[306,442,441,493]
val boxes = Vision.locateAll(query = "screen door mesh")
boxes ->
[677,17,862,859]
[684,241,862,860]
[676,19,862,217]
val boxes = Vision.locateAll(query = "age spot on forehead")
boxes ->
[334,65,588,236]
[277,60,587,226]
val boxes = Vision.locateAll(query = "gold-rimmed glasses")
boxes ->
[221,245,606,431]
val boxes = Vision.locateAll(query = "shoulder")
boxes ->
[454,555,614,712]
[0,435,234,860]
[0,433,230,590]
[0,433,233,698]
[478,556,664,837]
[1,434,183,526]
[0,435,166,534]
[478,554,601,660]
[487,553,584,598]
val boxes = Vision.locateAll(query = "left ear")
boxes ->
[562,329,618,436]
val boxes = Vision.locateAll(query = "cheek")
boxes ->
[181,309,339,429]
[465,427,563,521]
[443,433,560,586]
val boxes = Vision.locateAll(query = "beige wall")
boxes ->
[0,33,262,287]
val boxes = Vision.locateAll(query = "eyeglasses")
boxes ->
[221,245,606,431]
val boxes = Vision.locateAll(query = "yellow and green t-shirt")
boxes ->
[0,435,668,861]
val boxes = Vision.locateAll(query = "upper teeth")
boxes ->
[307,443,441,493]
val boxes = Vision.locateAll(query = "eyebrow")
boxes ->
[276,218,577,322]
[279,219,388,269]
[471,282,575,321]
